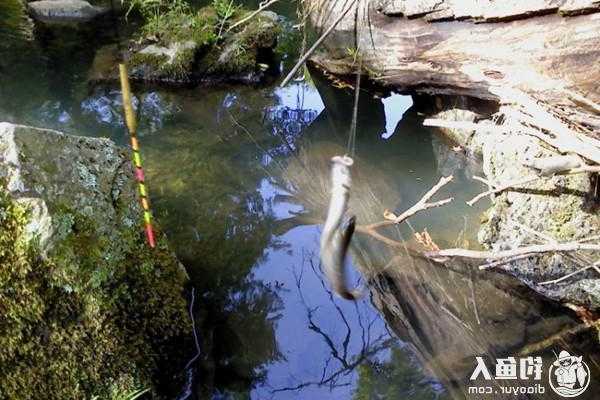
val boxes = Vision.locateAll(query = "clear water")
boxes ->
[2,2,599,399]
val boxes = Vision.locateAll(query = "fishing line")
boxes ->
[184,287,202,369]
[346,61,361,157]
[176,287,202,400]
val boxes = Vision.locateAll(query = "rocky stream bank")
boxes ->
[304,0,600,314]
[0,122,191,399]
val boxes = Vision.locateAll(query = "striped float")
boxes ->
[119,64,156,248]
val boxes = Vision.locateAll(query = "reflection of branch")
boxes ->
[275,251,393,393]
[308,258,352,363]
[280,0,359,87]
[518,318,600,356]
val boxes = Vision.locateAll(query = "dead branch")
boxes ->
[478,253,538,270]
[426,88,600,169]
[539,260,600,286]
[565,89,600,116]
[425,242,600,262]
[227,0,280,32]
[467,164,600,206]
[518,318,600,357]
[493,87,600,164]
[366,176,454,230]
[280,0,358,87]
[467,175,539,206]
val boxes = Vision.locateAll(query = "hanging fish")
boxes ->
[320,155,362,300]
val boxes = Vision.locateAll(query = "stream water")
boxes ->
[2,1,600,399]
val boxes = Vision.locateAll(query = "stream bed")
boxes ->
[1,1,599,399]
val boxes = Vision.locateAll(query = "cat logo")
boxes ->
[549,350,590,398]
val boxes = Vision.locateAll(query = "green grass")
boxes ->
[92,387,150,400]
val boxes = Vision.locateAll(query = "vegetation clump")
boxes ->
[0,185,190,400]
[124,0,282,83]
[127,0,219,47]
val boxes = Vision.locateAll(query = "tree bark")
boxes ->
[306,0,600,138]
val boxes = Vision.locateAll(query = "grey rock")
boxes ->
[257,10,280,22]
[28,0,109,23]
[0,122,145,254]
[429,105,600,310]
[476,128,600,310]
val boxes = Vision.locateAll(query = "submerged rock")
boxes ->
[0,122,190,398]
[27,0,109,23]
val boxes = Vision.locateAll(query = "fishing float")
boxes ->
[119,63,156,248]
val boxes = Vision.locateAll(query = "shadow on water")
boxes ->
[1,2,600,399]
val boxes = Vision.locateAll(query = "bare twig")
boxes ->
[478,253,537,270]
[280,0,359,87]
[227,0,280,32]
[426,242,600,261]
[467,164,600,206]
[354,224,404,248]
[366,176,454,230]
[565,89,600,116]
[518,319,600,356]
[467,175,539,206]
[538,260,600,286]
[467,270,481,325]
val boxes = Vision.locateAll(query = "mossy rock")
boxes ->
[112,5,282,85]
[129,41,199,84]
[0,122,190,399]
[475,127,600,310]
[197,10,282,82]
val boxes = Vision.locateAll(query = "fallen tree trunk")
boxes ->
[306,0,600,139]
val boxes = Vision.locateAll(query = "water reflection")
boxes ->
[2,2,600,399]
[135,82,411,399]
[277,75,600,400]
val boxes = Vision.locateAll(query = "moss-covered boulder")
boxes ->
[0,122,190,399]
[194,10,282,84]
[129,40,199,84]
[91,6,282,85]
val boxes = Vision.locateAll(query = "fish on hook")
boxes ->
[320,155,362,300]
